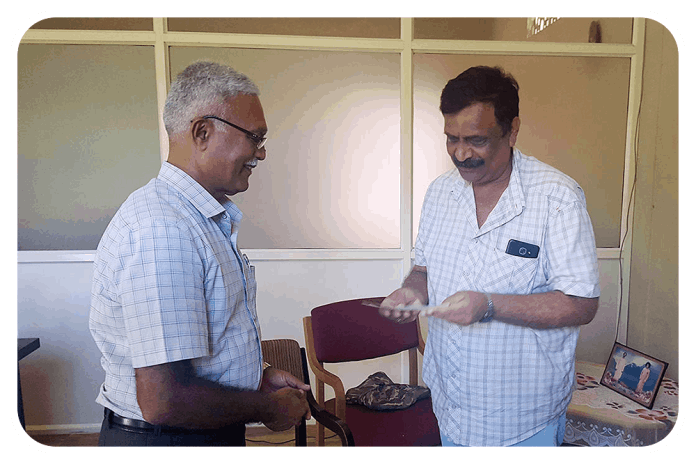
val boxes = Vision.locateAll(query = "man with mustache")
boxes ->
[380,66,600,446]
[90,62,310,446]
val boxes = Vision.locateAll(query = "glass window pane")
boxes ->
[413,54,630,248]
[30,18,153,31]
[167,18,401,39]
[18,44,161,250]
[414,18,633,44]
[170,47,401,249]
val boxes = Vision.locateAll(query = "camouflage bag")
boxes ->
[345,371,431,411]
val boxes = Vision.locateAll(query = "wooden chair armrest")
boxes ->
[302,316,347,418]
[309,362,345,400]
[417,318,426,355]
[306,389,355,446]
[300,347,354,446]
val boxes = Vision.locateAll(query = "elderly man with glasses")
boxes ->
[90,61,310,446]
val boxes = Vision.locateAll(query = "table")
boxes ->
[564,361,678,446]
[18,338,40,430]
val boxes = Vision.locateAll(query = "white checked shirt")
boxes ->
[416,149,600,446]
[90,162,263,421]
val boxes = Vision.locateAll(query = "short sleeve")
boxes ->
[542,197,600,298]
[415,182,438,268]
[118,219,209,368]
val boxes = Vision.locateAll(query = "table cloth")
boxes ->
[564,361,678,446]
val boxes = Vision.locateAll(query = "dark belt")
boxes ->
[105,408,164,432]
[104,408,247,438]
[103,408,247,446]
[104,408,199,435]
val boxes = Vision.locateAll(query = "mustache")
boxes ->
[452,156,485,169]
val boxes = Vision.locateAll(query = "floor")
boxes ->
[27,424,342,447]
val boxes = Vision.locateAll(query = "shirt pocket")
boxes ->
[475,246,538,295]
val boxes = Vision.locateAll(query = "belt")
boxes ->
[104,408,192,434]
[104,408,246,436]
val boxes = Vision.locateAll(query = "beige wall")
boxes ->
[628,19,679,380]
[17,43,161,250]
[169,47,402,249]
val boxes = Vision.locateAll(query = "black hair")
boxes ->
[440,66,520,135]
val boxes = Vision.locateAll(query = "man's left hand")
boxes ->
[422,291,488,326]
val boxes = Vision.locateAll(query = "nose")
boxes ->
[451,142,473,162]
[255,145,267,161]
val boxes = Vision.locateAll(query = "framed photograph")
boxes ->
[600,342,669,409]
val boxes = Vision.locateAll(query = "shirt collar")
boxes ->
[157,162,241,220]
[507,148,526,214]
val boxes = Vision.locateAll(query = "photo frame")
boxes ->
[600,342,668,409]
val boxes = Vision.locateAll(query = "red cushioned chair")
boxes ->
[302,297,441,446]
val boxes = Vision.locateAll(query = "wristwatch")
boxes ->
[479,293,495,323]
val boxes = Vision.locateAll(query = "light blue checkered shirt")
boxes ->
[90,162,263,420]
[416,149,600,446]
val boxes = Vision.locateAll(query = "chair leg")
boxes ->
[317,422,325,446]
[295,420,307,446]
[317,377,325,446]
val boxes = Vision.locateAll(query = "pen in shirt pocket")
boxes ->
[242,254,255,279]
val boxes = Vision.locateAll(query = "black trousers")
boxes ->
[98,409,246,446]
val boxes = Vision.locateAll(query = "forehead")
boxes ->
[221,94,267,131]
[443,102,500,135]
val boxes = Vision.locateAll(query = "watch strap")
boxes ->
[479,293,495,323]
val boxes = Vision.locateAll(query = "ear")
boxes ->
[508,117,521,147]
[190,118,212,151]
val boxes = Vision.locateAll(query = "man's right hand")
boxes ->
[378,287,425,324]
[263,387,311,432]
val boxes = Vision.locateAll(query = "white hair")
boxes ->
[163,61,260,136]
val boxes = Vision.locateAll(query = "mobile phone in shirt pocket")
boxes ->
[505,239,540,259]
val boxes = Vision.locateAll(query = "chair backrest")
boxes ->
[310,297,420,363]
[261,339,305,382]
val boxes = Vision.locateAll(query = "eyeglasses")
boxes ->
[201,115,267,149]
